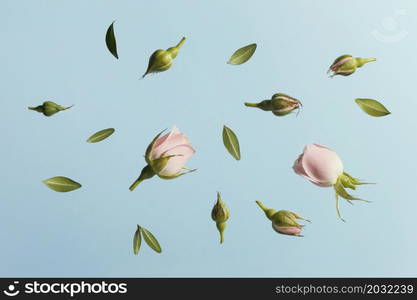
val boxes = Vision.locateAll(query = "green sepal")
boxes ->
[157,168,196,180]
[272,210,301,228]
[288,212,311,223]
[149,155,177,174]
[334,192,345,222]
[144,129,167,164]
[334,177,364,201]
[343,172,373,185]
[340,174,357,190]
[333,174,372,221]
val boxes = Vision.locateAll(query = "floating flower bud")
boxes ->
[28,101,73,117]
[129,126,196,191]
[244,93,302,117]
[293,144,373,221]
[255,201,310,237]
[327,55,376,77]
[142,37,186,78]
[211,192,230,244]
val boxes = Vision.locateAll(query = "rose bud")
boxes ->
[255,201,310,237]
[129,126,196,191]
[327,54,376,77]
[293,144,372,221]
[244,93,302,117]
[142,37,186,78]
[28,101,73,117]
[211,192,230,244]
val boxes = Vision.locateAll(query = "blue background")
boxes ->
[1,0,416,277]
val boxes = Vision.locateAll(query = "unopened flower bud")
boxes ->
[244,93,301,117]
[328,55,376,77]
[211,192,230,244]
[142,37,186,78]
[28,101,73,117]
[256,201,310,237]
[129,126,196,191]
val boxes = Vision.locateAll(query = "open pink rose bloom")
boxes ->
[293,144,371,221]
[293,144,343,187]
[129,126,196,191]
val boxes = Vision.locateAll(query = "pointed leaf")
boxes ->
[227,43,257,65]
[133,225,142,255]
[105,21,118,59]
[43,176,81,192]
[87,128,115,143]
[140,226,162,253]
[222,125,241,160]
[355,98,391,117]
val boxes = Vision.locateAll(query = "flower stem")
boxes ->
[356,57,376,67]
[129,178,144,191]
[129,165,155,191]
[255,200,267,211]
[244,102,258,107]
[255,200,276,220]
[176,37,186,49]
[216,222,226,244]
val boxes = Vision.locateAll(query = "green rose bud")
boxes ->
[211,192,230,244]
[142,37,186,78]
[328,54,376,77]
[244,93,302,117]
[28,101,73,117]
[255,201,310,237]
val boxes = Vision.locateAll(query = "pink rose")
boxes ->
[292,144,343,187]
[129,126,196,191]
[292,144,371,221]
[149,126,196,177]
[272,225,302,236]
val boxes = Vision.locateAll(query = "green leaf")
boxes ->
[355,98,391,117]
[86,128,115,143]
[222,125,241,160]
[42,176,81,192]
[227,43,257,65]
[133,225,142,255]
[140,226,162,253]
[105,21,118,59]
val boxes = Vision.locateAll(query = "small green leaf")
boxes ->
[133,225,142,255]
[43,176,81,192]
[355,98,391,117]
[227,43,257,65]
[222,125,241,160]
[105,21,118,59]
[87,128,115,143]
[140,226,162,253]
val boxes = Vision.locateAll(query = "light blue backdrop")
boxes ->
[1,0,416,277]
